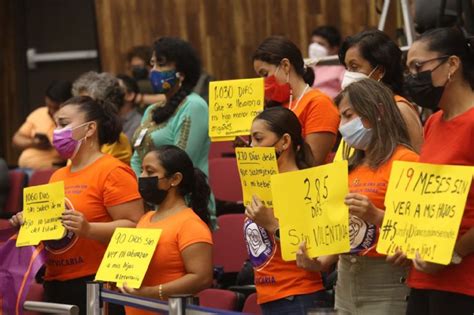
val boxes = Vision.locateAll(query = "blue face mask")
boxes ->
[149,69,179,93]
[339,117,373,150]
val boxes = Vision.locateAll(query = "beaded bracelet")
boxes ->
[158,284,164,300]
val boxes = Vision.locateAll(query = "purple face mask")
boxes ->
[52,122,90,159]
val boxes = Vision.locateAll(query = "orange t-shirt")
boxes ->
[244,218,323,304]
[394,95,419,115]
[285,89,340,137]
[44,154,141,281]
[348,146,419,256]
[126,208,212,315]
[408,107,474,296]
[17,106,64,169]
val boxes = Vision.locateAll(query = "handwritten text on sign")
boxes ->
[209,78,264,140]
[236,147,279,207]
[95,228,161,288]
[271,161,350,261]
[376,161,473,264]
[16,181,66,247]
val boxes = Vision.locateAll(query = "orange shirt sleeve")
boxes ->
[177,217,212,251]
[302,94,340,136]
[17,109,43,136]
[103,165,141,207]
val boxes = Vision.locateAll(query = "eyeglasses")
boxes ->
[411,55,450,73]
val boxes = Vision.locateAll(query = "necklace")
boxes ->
[289,84,310,111]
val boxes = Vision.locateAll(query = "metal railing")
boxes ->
[86,282,244,315]
[23,301,79,314]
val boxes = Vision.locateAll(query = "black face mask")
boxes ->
[132,66,149,80]
[405,70,446,111]
[138,176,169,205]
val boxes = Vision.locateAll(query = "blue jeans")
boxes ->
[260,291,327,315]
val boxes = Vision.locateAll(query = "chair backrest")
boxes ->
[208,158,242,202]
[242,293,261,314]
[28,169,56,187]
[213,214,247,273]
[198,288,238,311]
[209,141,235,159]
[4,171,27,214]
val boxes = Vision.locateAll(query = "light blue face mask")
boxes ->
[339,117,373,150]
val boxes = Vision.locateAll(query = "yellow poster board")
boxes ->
[376,161,473,265]
[16,181,66,247]
[209,78,264,141]
[95,228,162,288]
[271,161,350,261]
[236,147,279,207]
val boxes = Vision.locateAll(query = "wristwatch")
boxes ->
[450,251,463,265]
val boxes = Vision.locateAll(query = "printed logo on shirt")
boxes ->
[44,197,78,254]
[244,219,275,269]
[65,184,88,195]
[44,230,78,254]
[349,215,376,254]
[46,255,84,267]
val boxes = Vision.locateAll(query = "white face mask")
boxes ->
[308,42,328,60]
[338,117,373,150]
[340,66,379,90]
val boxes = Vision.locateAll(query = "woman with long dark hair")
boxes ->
[253,36,340,166]
[123,145,213,315]
[390,27,474,314]
[244,107,327,314]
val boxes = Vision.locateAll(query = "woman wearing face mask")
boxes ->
[10,96,144,315]
[122,145,213,315]
[388,27,474,315]
[308,25,346,99]
[244,107,329,314]
[253,36,340,166]
[130,37,215,226]
[296,79,419,314]
[338,29,423,153]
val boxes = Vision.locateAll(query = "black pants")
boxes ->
[44,275,124,315]
[407,288,474,315]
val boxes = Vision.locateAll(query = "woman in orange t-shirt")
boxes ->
[244,107,326,314]
[121,145,213,315]
[297,79,418,314]
[11,96,144,315]
[253,36,340,166]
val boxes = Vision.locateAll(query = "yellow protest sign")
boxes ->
[334,139,355,162]
[95,228,161,288]
[16,181,66,247]
[209,78,264,141]
[236,147,279,208]
[271,161,350,261]
[376,161,473,265]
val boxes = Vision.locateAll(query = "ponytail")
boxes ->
[189,168,211,226]
[302,66,315,86]
[96,99,122,145]
[61,96,122,145]
[153,145,211,226]
[420,27,474,89]
[152,87,192,124]
[295,141,315,169]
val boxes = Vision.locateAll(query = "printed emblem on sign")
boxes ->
[349,215,376,254]
[244,220,275,268]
